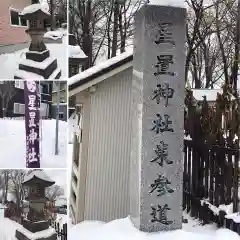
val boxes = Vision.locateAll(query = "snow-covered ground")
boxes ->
[69,213,240,240]
[0,32,67,80]
[0,208,61,240]
[0,119,67,168]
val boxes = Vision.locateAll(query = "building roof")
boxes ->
[69,52,133,91]
[68,45,88,59]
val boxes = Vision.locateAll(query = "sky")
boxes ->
[44,169,67,196]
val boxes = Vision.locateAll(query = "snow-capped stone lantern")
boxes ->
[15,170,57,240]
[14,3,61,80]
[68,34,88,77]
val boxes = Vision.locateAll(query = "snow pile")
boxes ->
[69,216,240,240]
[225,213,240,223]
[20,3,50,16]
[0,215,56,240]
[44,31,64,40]
[69,51,133,85]
[200,200,233,216]
[148,0,187,8]
[69,45,88,59]
[0,119,67,168]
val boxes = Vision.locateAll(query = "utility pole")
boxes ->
[111,0,125,58]
[232,0,240,95]
[55,81,60,155]
[111,0,120,58]
[50,0,56,30]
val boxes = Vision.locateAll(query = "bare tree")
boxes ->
[185,0,239,91]
[45,184,64,200]
[0,171,10,203]
[69,0,144,69]
[0,81,16,118]
[9,170,26,213]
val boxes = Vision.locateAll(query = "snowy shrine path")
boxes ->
[0,119,67,168]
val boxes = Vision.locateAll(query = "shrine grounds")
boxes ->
[0,118,67,168]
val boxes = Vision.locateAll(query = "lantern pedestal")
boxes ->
[22,219,49,233]
[15,51,60,80]
[15,228,57,240]
[14,4,61,80]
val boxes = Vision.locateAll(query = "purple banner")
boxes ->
[24,81,40,168]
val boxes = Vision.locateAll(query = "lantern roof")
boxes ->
[20,3,50,20]
[23,170,55,187]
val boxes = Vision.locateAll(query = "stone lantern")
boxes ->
[68,34,88,77]
[14,3,61,79]
[15,170,57,240]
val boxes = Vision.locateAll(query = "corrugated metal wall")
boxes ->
[84,67,133,222]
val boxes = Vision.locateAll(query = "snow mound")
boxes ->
[20,3,50,16]
[69,45,88,59]
[68,217,240,240]
[44,31,64,40]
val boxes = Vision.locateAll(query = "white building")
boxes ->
[69,52,133,224]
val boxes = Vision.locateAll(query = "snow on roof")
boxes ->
[191,89,235,102]
[23,170,55,185]
[20,3,50,16]
[69,45,88,59]
[69,51,133,87]
[148,0,186,8]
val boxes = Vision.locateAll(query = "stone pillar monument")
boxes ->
[130,5,186,232]
[14,3,61,79]
[15,170,57,240]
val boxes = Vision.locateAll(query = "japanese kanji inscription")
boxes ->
[130,5,186,233]
[24,81,40,168]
